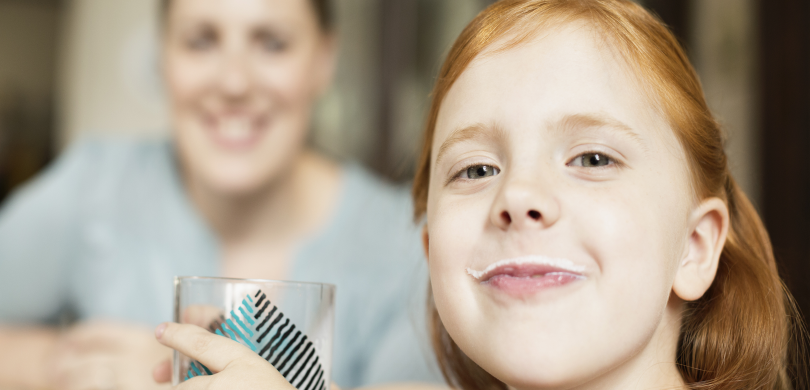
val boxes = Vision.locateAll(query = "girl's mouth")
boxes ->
[467,256,586,298]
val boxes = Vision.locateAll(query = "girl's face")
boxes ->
[164,0,334,195]
[426,24,696,388]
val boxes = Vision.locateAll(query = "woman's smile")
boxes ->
[201,111,272,150]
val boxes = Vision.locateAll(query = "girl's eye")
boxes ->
[462,164,500,179]
[570,152,613,168]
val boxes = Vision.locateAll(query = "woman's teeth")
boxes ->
[219,118,253,142]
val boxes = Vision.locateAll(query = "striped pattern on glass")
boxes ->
[184,290,326,390]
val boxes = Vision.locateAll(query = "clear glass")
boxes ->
[173,276,335,390]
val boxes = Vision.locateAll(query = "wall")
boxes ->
[0,0,60,199]
[57,0,168,146]
[690,0,760,207]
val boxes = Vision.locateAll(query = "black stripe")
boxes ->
[283,341,312,377]
[267,324,296,360]
[271,331,301,365]
[296,356,319,388]
[255,293,267,308]
[257,311,283,343]
[208,315,226,332]
[276,335,307,372]
[305,366,323,390]
[256,306,278,333]
[289,348,315,384]
[254,301,270,320]
[317,378,325,390]
[254,290,262,298]
[260,318,289,356]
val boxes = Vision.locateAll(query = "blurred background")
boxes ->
[0,0,807,328]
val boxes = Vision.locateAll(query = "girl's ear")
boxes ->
[673,197,730,301]
[422,224,430,262]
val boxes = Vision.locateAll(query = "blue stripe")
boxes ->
[226,318,258,352]
[215,328,225,337]
[221,324,239,342]
[247,294,254,303]
[242,299,255,314]
[239,307,255,324]
[230,311,255,336]
[191,362,202,377]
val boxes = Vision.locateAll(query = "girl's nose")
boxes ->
[490,178,560,231]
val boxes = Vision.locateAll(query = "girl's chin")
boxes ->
[483,358,595,390]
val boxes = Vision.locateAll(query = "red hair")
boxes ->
[412,0,806,388]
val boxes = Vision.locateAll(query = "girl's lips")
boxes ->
[468,256,586,298]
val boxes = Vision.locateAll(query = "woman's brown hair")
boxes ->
[412,0,807,388]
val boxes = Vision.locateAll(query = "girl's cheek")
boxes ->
[428,198,481,271]
[567,184,659,267]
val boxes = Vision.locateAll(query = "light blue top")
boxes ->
[0,137,442,388]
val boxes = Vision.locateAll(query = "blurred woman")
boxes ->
[0,0,440,388]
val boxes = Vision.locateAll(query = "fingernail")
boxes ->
[155,323,168,339]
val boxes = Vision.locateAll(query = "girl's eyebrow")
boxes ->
[435,123,507,166]
[434,114,643,167]
[557,113,645,146]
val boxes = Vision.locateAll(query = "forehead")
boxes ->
[433,22,668,151]
[170,0,314,26]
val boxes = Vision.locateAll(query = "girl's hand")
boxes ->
[153,322,297,390]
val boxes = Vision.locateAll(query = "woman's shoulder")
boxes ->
[331,163,423,243]
[65,135,177,188]
[3,136,170,205]
[64,135,172,170]
[302,162,423,264]
[341,163,415,218]
[0,135,185,238]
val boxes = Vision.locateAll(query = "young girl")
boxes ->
[153,0,805,388]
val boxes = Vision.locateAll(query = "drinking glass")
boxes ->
[173,276,335,390]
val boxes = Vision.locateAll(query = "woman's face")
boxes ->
[164,0,334,195]
[426,24,695,388]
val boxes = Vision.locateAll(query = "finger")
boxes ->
[174,375,215,390]
[155,322,258,372]
[153,358,172,384]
